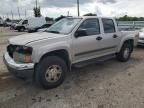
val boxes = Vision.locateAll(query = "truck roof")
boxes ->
[67,16,115,20]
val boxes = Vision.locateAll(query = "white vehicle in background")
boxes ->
[29,24,52,33]
[15,17,46,32]
[138,28,144,46]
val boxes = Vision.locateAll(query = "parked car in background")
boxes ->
[0,19,4,26]
[37,27,48,32]
[10,22,17,29]
[28,23,52,33]
[138,28,144,46]
[3,21,13,27]
[10,20,20,30]
[4,16,139,89]
[15,17,46,32]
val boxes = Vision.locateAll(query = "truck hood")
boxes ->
[9,32,65,45]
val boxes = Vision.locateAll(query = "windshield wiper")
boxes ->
[47,30,60,34]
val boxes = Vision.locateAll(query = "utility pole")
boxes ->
[25,9,27,18]
[11,10,13,20]
[36,0,38,9]
[67,11,70,16]
[35,0,38,17]
[3,16,5,20]
[17,6,21,19]
[7,13,9,19]
[77,0,80,16]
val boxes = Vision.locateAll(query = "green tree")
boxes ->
[5,18,11,22]
[118,15,144,21]
[139,17,144,21]
[33,7,41,17]
[83,13,97,16]
[55,15,66,22]
[45,17,54,21]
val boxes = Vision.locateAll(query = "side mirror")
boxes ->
[75,29,87,38]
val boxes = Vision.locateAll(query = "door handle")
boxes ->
[96,36,103,41]
[113,35,118,38]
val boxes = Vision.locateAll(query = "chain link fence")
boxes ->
[118,21,144,29]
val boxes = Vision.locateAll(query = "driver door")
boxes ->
[72,18,103,63]
[22,20,28,28]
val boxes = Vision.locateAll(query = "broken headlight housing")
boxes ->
[11,45,33,63]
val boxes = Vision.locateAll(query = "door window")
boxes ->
[102,19,116,33]
[78,19,100,36]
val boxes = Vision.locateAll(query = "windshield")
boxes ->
[46,18,82,34]
[18,20,24,24]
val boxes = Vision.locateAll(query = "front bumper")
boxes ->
[3,52,34,79]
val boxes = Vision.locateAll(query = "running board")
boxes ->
[73,54,116,68]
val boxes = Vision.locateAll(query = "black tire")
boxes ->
[35,56,67,89]
[19,27,25,32]
[28,30,32,33]
[18,29,21,32]
[116,42,133,62]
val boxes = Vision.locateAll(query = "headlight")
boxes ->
[13,46,33,63]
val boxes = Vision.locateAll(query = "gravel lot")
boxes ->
[0,27,144,108]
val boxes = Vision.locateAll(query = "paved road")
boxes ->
[0,27,144,108]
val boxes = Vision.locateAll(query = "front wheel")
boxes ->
[35,56,67,89]
[19,27,25,32]
[116,42,133,62]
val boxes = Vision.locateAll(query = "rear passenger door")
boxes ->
[100,18,120,54]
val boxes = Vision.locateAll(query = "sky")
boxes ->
[0,0,144,19]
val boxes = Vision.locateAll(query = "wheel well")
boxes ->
[39,50,71,70]
[21,26,25,29]
[124,39,134,52]
[33,50,71,80]
[17,26,25,30]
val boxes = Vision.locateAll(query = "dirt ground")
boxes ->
[0,27,144,108]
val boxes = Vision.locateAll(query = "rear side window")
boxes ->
[78,19,100,36]
[102,19,115,33]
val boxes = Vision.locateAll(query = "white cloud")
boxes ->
[40,0,128,17]
[126,0,144,17]
[94,0,128,17]
[0,0,144,19]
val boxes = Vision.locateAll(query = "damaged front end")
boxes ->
[7,45,33,63]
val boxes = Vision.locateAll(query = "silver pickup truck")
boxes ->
[3,16,139,89]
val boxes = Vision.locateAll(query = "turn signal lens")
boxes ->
[24,55,32,63]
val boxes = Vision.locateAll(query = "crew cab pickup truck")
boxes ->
[3,16,139,89]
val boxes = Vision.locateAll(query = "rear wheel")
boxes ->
[116,42,133,62]
[35,56,67,89]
